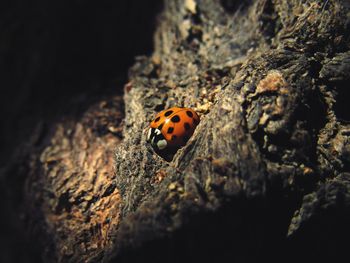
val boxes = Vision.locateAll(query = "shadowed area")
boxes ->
[0,1,163,262]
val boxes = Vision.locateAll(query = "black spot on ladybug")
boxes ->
[186,111,193,118]
[154,116,160,123]
[172,135,177,141]
[167,127,174,134]
[164,110,173,117]
[184,122,191,131]
[158,123,164,130]
[171,115,180,123]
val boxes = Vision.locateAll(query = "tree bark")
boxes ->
[2,0,350,262]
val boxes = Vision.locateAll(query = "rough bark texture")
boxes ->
[1,0,350,262]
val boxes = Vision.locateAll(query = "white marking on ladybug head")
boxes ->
[157,139,167,150]
[155,129,161,135]
[147,128,152,141]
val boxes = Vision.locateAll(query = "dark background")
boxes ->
[0,0,162,166]
[0,1,162,262]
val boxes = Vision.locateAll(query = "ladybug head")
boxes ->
[147,127,168,151]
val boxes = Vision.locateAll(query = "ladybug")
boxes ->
[147,107,200,152]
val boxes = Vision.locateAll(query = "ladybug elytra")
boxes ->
[147,107,200,152]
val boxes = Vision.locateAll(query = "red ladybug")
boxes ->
[147,107,200,152]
